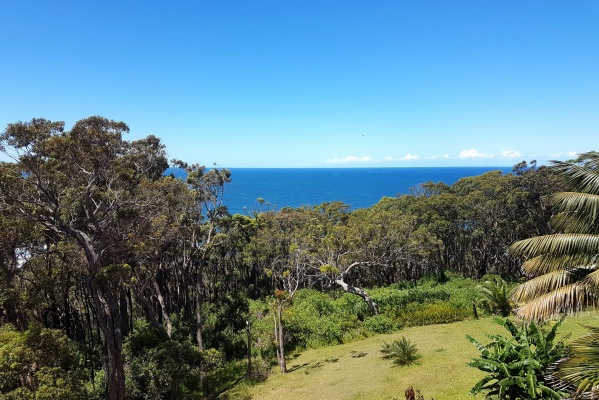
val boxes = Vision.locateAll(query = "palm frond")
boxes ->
[520,254,597,276]
[514,282,598,322]
[510,233,599,259]
[549,324,599,396]
[579,268,599,290]
[552,156,599,195]
[549,191,599,233]
[511,271,579,302]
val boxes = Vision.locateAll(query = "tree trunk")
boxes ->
[246,320,252,377]
[277,302,286,373]
[335,279,378,315]
[154,278,172,338]
[196,265,210,400]
[87,281,125,400]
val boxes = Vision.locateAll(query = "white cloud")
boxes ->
[383,153,419,161]
[430,154,450,160]
[401,153,418,160]
[502,150,523,158]
[325,155,373,164]
[458,148,492,159]
[567,151,578,157]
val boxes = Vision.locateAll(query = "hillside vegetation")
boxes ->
[224,315,596,400]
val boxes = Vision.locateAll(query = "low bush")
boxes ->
[124,321,207,400]
[363,314,402,334]
[0,324,91,400]
[380,337,421,366]
[399,302,469,326]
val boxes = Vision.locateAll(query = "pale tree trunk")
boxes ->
[246,320,252,377]
[153,278,172,337]
[335,278,379,315]
[276,302,286,373]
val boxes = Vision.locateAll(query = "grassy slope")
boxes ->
[223,314,598,400]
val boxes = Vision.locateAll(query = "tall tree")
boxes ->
[0,117,169,399]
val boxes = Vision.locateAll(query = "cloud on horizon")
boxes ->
[384,153,419,161]
[325,155,373,164]
[458,148,493,159]
[502,150,523,158]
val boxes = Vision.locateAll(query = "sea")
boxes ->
[218,167,512,215]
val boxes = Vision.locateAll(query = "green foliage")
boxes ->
[467,317,568,399]
[380,337,421,366]
[203,292,250,360]
[371,286,451,319]
[285,290,364,348]
[363,314,401,334]
[399,302,469,327]
[0,325,91,400]
[123,321,208,400]
[477,275,513,317]
[548,324,599,397]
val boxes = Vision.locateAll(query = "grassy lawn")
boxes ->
[221,314,598,400]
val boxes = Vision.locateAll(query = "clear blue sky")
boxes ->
[1,1,597,167]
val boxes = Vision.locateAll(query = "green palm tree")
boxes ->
[510,151,599,322]
[510,152,599,397]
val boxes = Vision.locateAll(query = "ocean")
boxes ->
[221,167,512,215]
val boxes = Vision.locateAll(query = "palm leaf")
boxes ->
[510,233,599,259]
[549,326,599,395]
[512,270,580,302]
[551,211,599,236]
[514,282,598,322]
[552,154,599,194]
[520,254,597,276]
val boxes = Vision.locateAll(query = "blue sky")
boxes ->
[1,1,597,168]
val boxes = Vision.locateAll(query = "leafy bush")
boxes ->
[363,314,401,334]
[380,337,421,366]
[0,324,91,400]
[124,321,208,400]
[399,302,469,326]
[371,286,451,319]
[285,293,363,348]
[467,317,568,399]
[477,275,513,317]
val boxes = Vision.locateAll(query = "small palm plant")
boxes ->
[478,275,512,317]
[380,336,421,366]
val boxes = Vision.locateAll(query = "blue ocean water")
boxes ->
[222,167,512,215]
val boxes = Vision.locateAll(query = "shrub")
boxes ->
[124,321,207,400]
[467,317,567,399]
[399,302,469,326]
[477,275,513,317]
[363,314,401,334]
[380,337,421,366]
[0,324,91,400]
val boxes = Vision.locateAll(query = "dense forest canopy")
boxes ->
[0,117,577,399]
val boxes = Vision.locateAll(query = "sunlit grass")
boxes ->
[220,313,599,399]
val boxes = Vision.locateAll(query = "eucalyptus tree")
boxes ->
[510,152,599,321]
[170,161,231,398]
[0,117,170,400]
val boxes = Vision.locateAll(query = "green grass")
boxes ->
[220,314,599,400]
